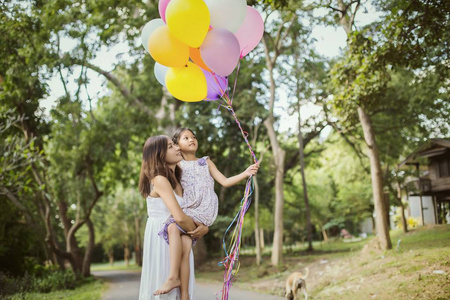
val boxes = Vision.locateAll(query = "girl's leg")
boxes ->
[154,223,182,295]
[179,235,193,300]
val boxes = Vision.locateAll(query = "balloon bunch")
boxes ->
[141,0,264,102]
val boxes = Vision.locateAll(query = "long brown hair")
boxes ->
[138,135,182,198]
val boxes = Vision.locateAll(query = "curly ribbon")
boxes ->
[209,66,258,299]
[217,176,254,299]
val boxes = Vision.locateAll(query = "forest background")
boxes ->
[1,0,449,294]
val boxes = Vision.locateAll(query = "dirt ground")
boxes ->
[196,225,450,300]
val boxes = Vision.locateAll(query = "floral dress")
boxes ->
[179,156,218,226]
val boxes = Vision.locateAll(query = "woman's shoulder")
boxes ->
[152,175,170,188]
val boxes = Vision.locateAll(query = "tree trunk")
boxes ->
[123,221,130,267]
[385,193,391,230]
[124,245,130,267]
[260,229,265,249]
[265,116,286,265]
[66,220,86,275]
[82,217,95,277]
[298,105,313,252]
[357,106,392,249]
[400,203,408,233]
[396,184,408,233]
[262,18,295,265]
[108,250,114,266]
[263,54,285,266]
[57,200,85,275]
[322,227,328,242]
[371,215,376,234]
[254,175,261,265]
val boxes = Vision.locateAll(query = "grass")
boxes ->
[196,236,369,283]
[8,279,105,300]
[196,225,450,299]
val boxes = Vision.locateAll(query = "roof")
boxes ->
[399,139,450,167]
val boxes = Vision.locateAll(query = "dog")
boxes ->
[285,267,309,300]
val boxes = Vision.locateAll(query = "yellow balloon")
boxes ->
[166,0,210,48]
[166,62,207,102]
[148,25,189,68]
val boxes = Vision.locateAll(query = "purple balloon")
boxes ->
[200,28,240,76]
[202,70,228,101]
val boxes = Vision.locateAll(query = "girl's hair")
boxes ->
[172,127,195,144]
[138,135,182,198]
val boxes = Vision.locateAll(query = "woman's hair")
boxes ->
[172,127,195,144]
[138,135,182,198]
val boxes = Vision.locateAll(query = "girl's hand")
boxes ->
[187,221,209,239]
[244,163,259,177]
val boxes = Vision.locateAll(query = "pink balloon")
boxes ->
[235,6,264,57]
[158,0,171,23]
[200,29,240,77]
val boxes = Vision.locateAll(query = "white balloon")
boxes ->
[141,19,165,52]
[204,0,247,33]
[154,62,169,86]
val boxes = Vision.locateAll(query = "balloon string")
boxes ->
[213,59,258,300]
[230,60,241,106]
[222,102,258,164]
[217,176,254,300]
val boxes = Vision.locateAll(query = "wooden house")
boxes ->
[400,139,450,225]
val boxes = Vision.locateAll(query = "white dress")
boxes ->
[139,192,195,300]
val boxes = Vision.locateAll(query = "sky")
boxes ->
[40,3,383,135]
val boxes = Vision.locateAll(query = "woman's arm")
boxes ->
[152,176,196,232]
[187,221,209,239]
[207,159,259,188]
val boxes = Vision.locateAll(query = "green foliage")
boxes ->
[0,268,78,297]
[0,201,44,277]
[1,0,448,274]
[0,110,43,198]
[283,133,373,239]
[89,186,144,259]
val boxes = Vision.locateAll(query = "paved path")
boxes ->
[93,270,141,299]
[93,270,283,300]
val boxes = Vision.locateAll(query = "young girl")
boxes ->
[154,127,259,298]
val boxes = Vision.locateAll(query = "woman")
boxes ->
[138,135,208,299]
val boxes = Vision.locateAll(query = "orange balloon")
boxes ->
[148,26,189,68]
[189,47,212,72]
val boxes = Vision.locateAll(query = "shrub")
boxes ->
[0,272,33,296]
[407,217,419,229]
[33,269,77,293]
[0,268,79,297]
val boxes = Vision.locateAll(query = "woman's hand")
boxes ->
[187,221,209,239]
[244,163,259,177]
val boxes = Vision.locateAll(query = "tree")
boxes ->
[324,0,449,250]
[325,0,393,250]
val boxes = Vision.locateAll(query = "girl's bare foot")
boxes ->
[153,278,181,295]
